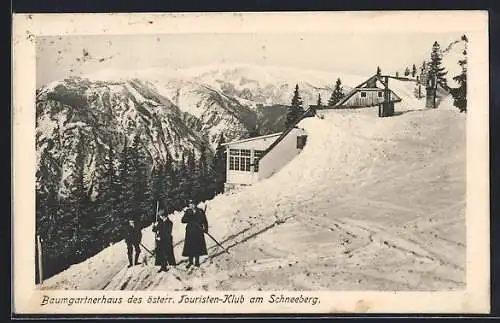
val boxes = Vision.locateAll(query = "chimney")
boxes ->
[379,76,394,117]
[384,76,390,103]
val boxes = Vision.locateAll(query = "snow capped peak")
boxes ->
[83,66,186,83]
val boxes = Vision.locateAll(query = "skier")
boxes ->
[152,208,177,272]
[181,200,209,268]
[124,218,142,268]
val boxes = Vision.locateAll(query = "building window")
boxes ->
[253,150,264,172]
[228,149,251,172]
[241,149,251,157]
[360,91,367,98]
[297,135,307,149]
[378,91,383,98]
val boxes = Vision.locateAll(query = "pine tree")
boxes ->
[211,134,227,195]
[176,152,193,206]
[429,41,448,88]
[286,84,304,127]
[165,154,181,212]
[67,132,90,257]
[151,159,166,208]
[328,78,344,106]
[421,61,427,73]
[36,148,62,242]
[92,145,121,245]
[412,64,417,77]
[395,71,399,78]
[451,38,467,112]
[376,66,382,76]
[116,144,134,227]
[193,143,209,202]
[126,135,149,223]
[404,66,411,76]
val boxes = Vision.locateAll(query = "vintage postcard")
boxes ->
[12,11,490,315]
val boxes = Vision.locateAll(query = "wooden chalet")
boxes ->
[331,74,402,109]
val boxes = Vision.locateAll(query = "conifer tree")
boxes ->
[211,134,227,195]
[36,148,62,242]
[177,152,193,206]
[67,132,90,257]
[193,143,209,202]
[286,84,304,127]
[404,66,411,76]
[92,145,121,244]
[130,134,149,222]
[328,78,344,106]
[151,159,166,208]
[376,66,382,76]
[421,61,427,73]
[162,152,175,214]
[451,36,467,112]
[412,64,417,77]
[429,41,448,88]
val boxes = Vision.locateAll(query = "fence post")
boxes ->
[37,235,43,286]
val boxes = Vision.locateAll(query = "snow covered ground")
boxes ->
[41,93,466,292]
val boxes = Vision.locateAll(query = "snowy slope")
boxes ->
[42,94,465,291]
[386,78,426,111]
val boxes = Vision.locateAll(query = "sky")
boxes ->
[36,32,463,88]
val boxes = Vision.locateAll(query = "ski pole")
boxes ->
[199,204,230,254]
[139,242,155,256]
[204,230,230,255]
[154,201,159,244]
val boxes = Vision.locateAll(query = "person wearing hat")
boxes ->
[181,200,208,268]
[124,218,142,268]
[152,208,176,272]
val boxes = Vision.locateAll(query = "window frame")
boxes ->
[253,150,264,172]
[228,148,252,172]
[297,135,307,149]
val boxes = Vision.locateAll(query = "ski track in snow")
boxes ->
[41,90,466,291]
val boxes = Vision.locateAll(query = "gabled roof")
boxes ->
[258,107,314,160]
[221,132,282,147]
[334,74,394,107]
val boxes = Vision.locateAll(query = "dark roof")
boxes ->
[258,107,314,160]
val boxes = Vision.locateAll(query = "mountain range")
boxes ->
[35,35,467,199]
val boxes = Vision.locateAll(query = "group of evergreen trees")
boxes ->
[392,37,466,112]
[425,38,467,112]
[450,35,468,112]
[285,78,345,127]
[400,64,418,78]
[36,134,227,281]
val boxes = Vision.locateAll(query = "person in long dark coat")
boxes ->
[124,218,142,268]
[152,209,176,272]
[181,200,208,268]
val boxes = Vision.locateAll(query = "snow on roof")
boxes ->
[221,132,283,146]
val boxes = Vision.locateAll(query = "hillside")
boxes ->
[36,64,367,199]
[41,93,466,291]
